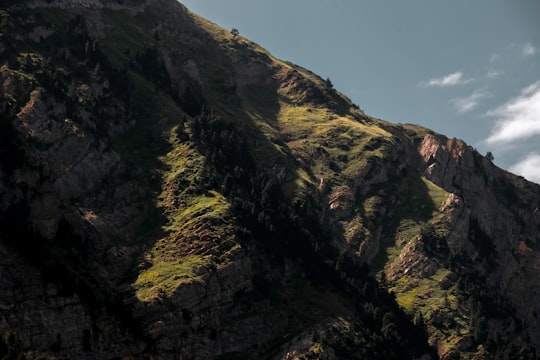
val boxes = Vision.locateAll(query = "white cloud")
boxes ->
[485,81,540,144]
[523,43,536,57]
[509,153,540,184]
[420,71,472,88]
[489,53,500,63]
[450,88,489,113]
[486,69,502,79]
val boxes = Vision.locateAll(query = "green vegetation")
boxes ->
[399,123,435,141]
[101,9,151,66]
[392,266,469,351]
[134,255,209,301]
[112,70,182,169]
[276,104,394,188]
[422,177,448,214]
[0,329,23,360]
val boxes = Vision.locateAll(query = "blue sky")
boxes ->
[180,0,540,183]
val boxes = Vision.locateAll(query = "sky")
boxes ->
[179,0,540,184]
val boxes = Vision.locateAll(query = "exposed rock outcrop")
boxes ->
[415,133,540,345]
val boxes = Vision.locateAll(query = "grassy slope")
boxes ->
[100,4,434,357]
[173,7,484,357]
[268,61,505,356]
[98,6,244,303]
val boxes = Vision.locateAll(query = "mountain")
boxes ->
[1,0,539,359]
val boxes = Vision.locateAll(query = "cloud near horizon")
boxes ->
[509,153,540,184]
[485,81,540,145]
[450,88,489,113]
[421,71,472,88]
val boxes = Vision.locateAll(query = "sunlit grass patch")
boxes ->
[166,191,231,232]
[421,176,449,214]
[393,268,454,313]
[134,255,208,302]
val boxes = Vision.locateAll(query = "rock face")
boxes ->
[415,134,540,346]
[0,0,539,359]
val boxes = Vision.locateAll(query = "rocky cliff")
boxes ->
[0,0,539,359]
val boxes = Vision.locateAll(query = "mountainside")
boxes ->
[1,0,540,359]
